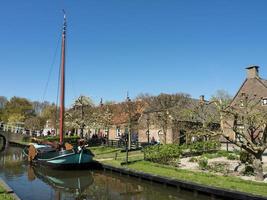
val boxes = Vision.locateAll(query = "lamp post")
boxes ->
[146,116,150,144]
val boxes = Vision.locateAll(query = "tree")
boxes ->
[143,93,190,144]
[3,97,34,123]
[98,105,113,140]
[24,116,43,130]
[192,90,267,180]
[32,101,50,116]
[0,96,7,122]
[219,93,267,180]
[68,96,95,137]
[40,103,58,130]
[0,96,8,109]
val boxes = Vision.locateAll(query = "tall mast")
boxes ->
[59,11,66,144]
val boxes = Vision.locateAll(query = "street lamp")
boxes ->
[146,116,150,144]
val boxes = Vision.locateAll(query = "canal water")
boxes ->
[0,145,220,200]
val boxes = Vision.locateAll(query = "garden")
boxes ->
[90,140,267,197]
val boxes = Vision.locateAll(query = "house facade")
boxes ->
[223,66,267,140]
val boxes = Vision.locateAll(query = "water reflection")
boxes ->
[0,146,219,200]
[0,136,6,152]
[30,166,94,199]
[0,146,25,179]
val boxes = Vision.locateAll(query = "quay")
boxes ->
[3,142,267,200]
[101,163,267,200]
[0,178,21,200]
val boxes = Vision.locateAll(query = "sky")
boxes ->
[1,0,267,107]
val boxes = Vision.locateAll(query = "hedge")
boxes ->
[144,140,221,164]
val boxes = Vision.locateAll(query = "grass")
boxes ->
[201,150,237,159]
[103,160,267,197]
[90,146,144,161]
[91,146,267,197]
[0,184,15,200]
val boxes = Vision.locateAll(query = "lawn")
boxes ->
[91,146,267,197]
[0,184,15,200]
[90,146,144,162]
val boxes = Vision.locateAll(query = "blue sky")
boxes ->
[1,0,267,106]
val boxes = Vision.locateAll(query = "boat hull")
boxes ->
[23,147,99,170]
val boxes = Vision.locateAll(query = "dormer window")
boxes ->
[262,98,267,106]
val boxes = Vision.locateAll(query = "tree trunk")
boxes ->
[253,155,264,181]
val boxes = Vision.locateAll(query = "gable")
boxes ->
[231,78,267,107]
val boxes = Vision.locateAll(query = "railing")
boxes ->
[87,138,145,149]
[0,123,25,134]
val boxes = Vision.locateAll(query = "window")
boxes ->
[240,100,244,107]
[262,98,267,106]
[116,126,121,138]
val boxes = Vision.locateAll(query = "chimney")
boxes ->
[246,66,259,79]
[199,95,205,102]
[100,98,103,107]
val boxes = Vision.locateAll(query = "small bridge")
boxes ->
[0,123,29,146]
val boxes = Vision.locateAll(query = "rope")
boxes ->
[41,30,61,103]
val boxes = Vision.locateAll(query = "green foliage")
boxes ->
[3,97,34,123]
[208,162,229,174]
[144,141,220,164]
[227,153,239,160]
[199,150,239,161]
[188,140,221,153]
[144,144,182,164]
[167,158,180,167]
[22,136,31,142]
[198,157,208,170]
[240,151,253,164]
[38,136,81,144]
[242,165,255,176]
[24,116,44,130]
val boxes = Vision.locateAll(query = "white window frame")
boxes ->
[262,98,267,106]
[116,126,121,138]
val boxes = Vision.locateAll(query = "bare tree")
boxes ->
[66,95,95,138]
[220,93,267,180]
[193,91,267,180]
[144,93,191,144]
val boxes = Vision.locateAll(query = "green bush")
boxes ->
[167,158,180,167]
[144,144,182,164]
[209,162,229,174]
[37,136,81,144]
[144,140,221,165]
[242,165,254,176]
[240,151,253,164]
[198,157,208,170]
[227,153,239,160]
[188,140,221,153]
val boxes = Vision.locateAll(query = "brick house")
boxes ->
[222,66,267,140]
[137,95,216,144]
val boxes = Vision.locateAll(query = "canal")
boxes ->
[0,145,221,200]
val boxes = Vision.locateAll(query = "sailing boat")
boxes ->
[23,12,94,169]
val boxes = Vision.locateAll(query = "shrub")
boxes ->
[144,140,221,165]
[198,157,208,170]
[189,140,221,153]
[38,136,81,144]
[168,158,180,167]
[240,151,253,164]
[144,144,182,164]
[209,162,229,174]
[227,153,239,160]
[189,157,198,162]
[242,165,255,176]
